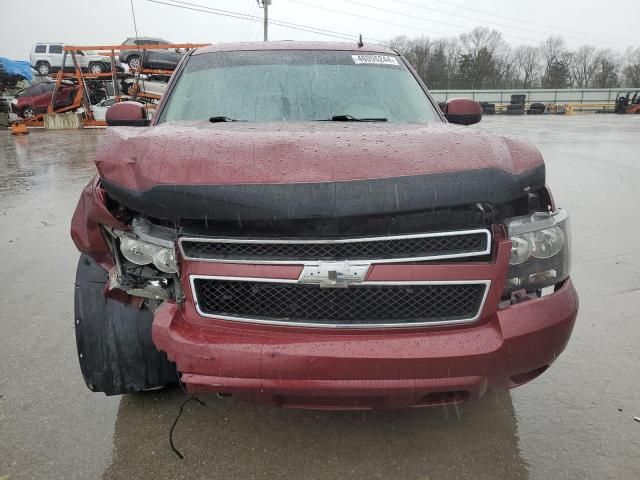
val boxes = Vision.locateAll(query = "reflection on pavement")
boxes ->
[104,387,527,480]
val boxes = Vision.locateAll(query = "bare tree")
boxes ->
[623,47,640,87]
[390,29,630,90]
[514,45,541,88]
[567,45,599,87]
[386,35,412,55]
[458,27,505,88]
[592,49,621,88]
[408,36,433,81]
[540,36,570,88]
[491,45,518,88]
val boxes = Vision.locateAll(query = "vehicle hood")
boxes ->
[97,121,545,222]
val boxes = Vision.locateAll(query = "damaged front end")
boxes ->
[70,132,576,405]
[72,177,182,308]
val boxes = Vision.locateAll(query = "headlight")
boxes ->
[118,236,178,274]
[504,210,571,296]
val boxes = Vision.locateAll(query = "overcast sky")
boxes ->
[1,0,637,60]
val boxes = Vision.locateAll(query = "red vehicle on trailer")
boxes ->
[71,42,578,410]
[12,81,78,118]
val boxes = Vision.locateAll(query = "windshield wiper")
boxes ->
[316,115,388,122]
[209,116,245,123]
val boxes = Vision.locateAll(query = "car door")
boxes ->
[55,85,79,109]
[74,50,90,70]
[33,84,54,113]
[31,44,47,68]
[141,40,174,69]
[153,50,183,71]
[48,44,64,71]
[16,84,39,111]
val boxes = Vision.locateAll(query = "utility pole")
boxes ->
[257,0,271,41]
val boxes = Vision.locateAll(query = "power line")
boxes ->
[144,0,384,44]
[391,0,633,48]
[343,0,570,45]
[285,0,451,37]
[428,0,636,43]
[235,0,254,41]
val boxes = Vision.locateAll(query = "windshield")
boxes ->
[158,50,439,123]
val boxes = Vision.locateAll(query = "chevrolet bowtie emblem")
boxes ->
[299,261,370,288]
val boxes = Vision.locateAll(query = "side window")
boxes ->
[41,83,56,93]
[49,45,63,54]
[34,45,47,53]
[24,85,40,96]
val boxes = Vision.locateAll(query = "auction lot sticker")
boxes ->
[352,54,399,66]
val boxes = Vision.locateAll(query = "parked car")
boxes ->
[120,74,169,97]
[72,42,578,409]
[80,96,130,121]
[12,81,78,118]
[30,43,123,76]
[118,37,184,71]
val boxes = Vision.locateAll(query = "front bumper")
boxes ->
[152,278,578,410]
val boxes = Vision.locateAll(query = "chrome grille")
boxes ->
[180,229,490,263]
[191,277,488,327]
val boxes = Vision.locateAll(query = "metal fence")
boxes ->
[429,88,639,105]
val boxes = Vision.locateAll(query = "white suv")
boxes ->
[30,43,122,76]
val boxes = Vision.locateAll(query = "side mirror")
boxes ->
[105,101,149,127]
[442,98,482,125]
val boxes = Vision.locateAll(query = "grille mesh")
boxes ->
[182,231,488,262]
[193,279,486,325]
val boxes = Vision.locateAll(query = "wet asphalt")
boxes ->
[0,115,639,479]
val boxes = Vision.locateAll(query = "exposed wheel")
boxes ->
[37,62,51,76]
[74,254,176,395]
[89,62,104,74]
[128,55,141,71]
[21,106,36,118]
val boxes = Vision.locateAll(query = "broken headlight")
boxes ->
[118,236,178,274]
[504,209,570,296]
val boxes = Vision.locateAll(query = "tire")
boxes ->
[506,104,525,115]
[127,55,141,71]
[74,254,176,395]
[37,62,51,76]
[528,102,545,114]
[89,62,104,74]
[21,106,36,118]
[481,103,496,115]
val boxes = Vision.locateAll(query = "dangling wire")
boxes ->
[169,395,206,459]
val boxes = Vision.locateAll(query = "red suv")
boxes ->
[12,81,77,118]
[71,42,578,409]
